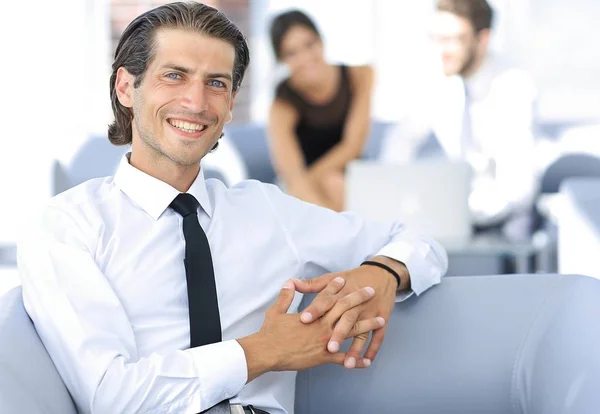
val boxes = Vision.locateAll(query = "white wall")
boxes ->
[370,1,439,122]
[506,0,600,122]
[0,0,110,243]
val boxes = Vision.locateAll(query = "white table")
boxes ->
[557,179,600,277]
[444,234,538,275]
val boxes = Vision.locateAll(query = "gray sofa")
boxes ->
[2,274,600,413]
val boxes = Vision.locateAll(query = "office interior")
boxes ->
[1,0,600,412]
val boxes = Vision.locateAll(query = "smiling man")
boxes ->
[17,2,447,414]
[121,31,236,179]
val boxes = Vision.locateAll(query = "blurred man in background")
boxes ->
[381,0,538,242]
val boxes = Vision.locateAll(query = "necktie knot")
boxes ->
[170,193,200,217]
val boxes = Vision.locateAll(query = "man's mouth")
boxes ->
[168,119,208,133]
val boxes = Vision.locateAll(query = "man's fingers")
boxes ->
[344,317,385,368]
[324,286,375,325]
[325,307,359,353]
[349,317,386,338]
[321,287,376,353]
[364,325,387,363]
[344,334,369,369]
[327,313,384,352]
[293,273,338,294]
[299,276,346,323]
[269,279,296,314]
[328,352,348,366]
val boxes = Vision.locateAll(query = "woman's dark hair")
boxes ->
[269,10,321,60]
[108,2,250,146]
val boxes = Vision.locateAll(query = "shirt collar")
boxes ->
[114,153,213,220]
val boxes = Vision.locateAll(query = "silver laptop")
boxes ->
[345,161,473,245]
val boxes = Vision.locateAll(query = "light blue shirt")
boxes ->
[18,154,447,414]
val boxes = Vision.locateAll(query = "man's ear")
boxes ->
[115,67,135,108]
[226,90,238,124]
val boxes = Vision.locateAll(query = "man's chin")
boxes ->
[165,150,204,168]
[442,64,460,77]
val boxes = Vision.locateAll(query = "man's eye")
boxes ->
[166,73,181,80]
[209,80,225,88]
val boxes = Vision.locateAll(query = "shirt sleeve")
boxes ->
[17,206,247,414]
[260,184,448,300]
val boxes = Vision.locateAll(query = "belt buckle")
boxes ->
[229,403,246,414]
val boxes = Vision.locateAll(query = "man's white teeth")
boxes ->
[169,119,206,133]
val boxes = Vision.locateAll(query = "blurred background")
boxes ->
[1,0,600,275]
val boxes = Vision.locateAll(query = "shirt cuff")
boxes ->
[375,240,441,299]
[187,339,247,408]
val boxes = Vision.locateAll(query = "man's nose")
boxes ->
[181,82,209,113]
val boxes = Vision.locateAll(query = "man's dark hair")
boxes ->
[108,1,250,146]
[437,0,494,33]
[269,10,321,60]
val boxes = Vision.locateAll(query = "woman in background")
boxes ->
[268,10,374,211]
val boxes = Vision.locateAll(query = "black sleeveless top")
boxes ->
[275,65,352,167]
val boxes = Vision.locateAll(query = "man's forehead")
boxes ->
[151,28,236,70]
[432,11,473,35]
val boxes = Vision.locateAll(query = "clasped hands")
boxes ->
[256,257,403,373]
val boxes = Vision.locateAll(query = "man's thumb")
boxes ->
[271,279,296,314]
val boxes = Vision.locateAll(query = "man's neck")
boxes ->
[461,51,487,80]
[129,146,200,193]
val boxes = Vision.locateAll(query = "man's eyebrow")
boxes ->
[206,72,233,82]
[160,63,193,73]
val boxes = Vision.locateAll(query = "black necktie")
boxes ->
[171,195,238,413]
[170,193,222,347]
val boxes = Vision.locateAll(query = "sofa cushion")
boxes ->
[295,274,600,414]
[0,287,76,413]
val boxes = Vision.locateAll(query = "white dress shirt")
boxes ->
[381,53,538,226]
[18,154,447,414]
